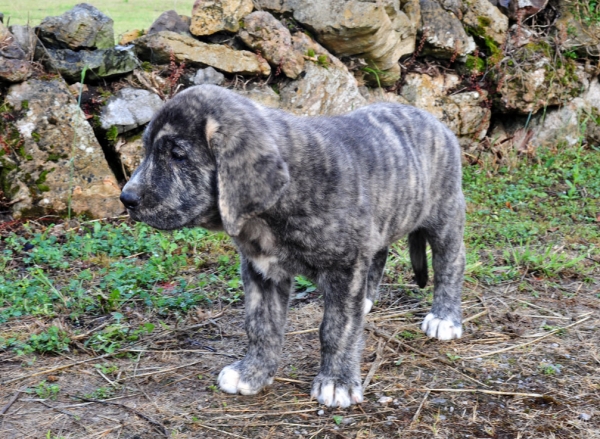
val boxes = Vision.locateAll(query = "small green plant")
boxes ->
[295,275,316,293]
[28,326,71,354]
[288,364,298,379]
[85,386,115,400]
[317,54,329,68]
[539,363,562,375]
[361,66,383,88]
[332,415,343,426]
[106,125,119,142]
[94,363,119,375]
[398,330,419,340]
[445,352,461,362]
[542,324,567,336]
[28,381,61,400]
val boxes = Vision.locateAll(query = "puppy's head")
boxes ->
[120,85,289,235]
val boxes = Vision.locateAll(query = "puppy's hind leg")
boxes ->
[364,247,388,315]
[218,257,292,395]
[421,207,466,341]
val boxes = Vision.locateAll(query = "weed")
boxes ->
[84,386,115,400]
[28,380,61,400]
[28,326,71,354]
[106,125,119,142]
[361,66,383,88]
[332,415,343,426]
[398,330,419,340]
[539,363,562,375]
[445,353,461,362]
[94,363,119,375]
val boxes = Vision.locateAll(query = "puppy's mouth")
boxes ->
[126,206,223,232]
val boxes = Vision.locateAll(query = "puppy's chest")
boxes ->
[237,218,359,280]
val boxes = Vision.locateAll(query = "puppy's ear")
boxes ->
[209,119,289,236]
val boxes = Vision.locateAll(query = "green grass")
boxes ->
[0,222,242,325]
[0,1,196,38]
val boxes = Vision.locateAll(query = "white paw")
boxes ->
[218,365,270,395]
[421,313,463,340]
[311,382,363,408]
[363,298,373,315]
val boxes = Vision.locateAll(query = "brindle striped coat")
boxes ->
[120,85,466,408]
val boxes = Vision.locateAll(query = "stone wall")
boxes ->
[0,0,599,219]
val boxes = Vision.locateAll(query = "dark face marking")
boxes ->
[121,93,222,231]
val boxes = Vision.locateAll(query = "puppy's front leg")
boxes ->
[218,257,292,395]
[312,267,367,408]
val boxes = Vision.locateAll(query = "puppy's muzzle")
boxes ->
[120,189,141,210]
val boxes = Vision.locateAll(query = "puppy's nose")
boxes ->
[120,190,141,209]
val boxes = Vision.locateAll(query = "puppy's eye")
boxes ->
[171,147,187,161]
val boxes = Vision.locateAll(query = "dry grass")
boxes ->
[1,280,599,438]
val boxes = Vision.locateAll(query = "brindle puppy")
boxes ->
[120,85,466,408]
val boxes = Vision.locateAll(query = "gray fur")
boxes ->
[120,85,466,408]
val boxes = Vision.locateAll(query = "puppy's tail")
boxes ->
[408,228,428,288]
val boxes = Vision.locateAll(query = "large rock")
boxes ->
[492,78,600,150]
[235,84,281,108]
[505,0,549,20]
[360,86,410,106]
[192,66,225,85]
[555,10,600,58]
[252,0,293,13]
[190,0,254,36]
[0,22,27,60]
[290,0,420,86]
[2,78,122,219]
[115,136,144,176]
[461,0,508,47]
[279,61,366,116]
[419,0,475,58]
[496,53,588,114]
[45,45,139,83]
[0,58,31,83]
[100,88,164,133]
[148,10,191,36]
[9,25,37,56]
[134,31,270,76]
[399,72,491,145]
[36,3,115,50]
[239,11,305,79]
[0,22,31,82]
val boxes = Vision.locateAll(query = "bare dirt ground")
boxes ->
[1,278,599,439]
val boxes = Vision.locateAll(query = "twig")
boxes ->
[208,408,317,421]
[286,328,319,335]
[194,422,251,439]
[367,326,490,388]
[463,316,592,360]
[363,340,385,389]
[0,387,25,415]
[116,360,204,382]
[71,321,111,341]
[411,390,430,425]
[123,348,237,359]
[463,310,489,323]
[273,377,308,384]
[3,352,116,385]
[73,396,168,438]
[516,299,565,317]
[422,388,545,398]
